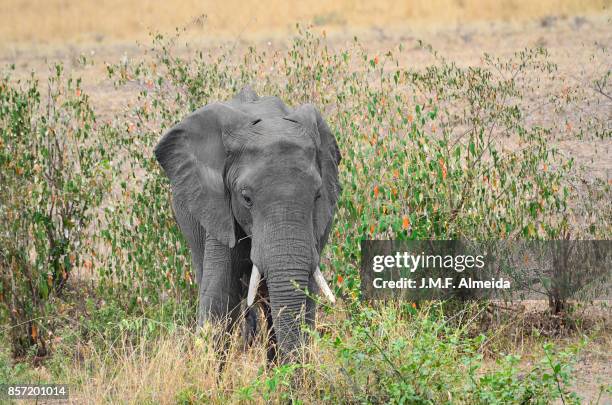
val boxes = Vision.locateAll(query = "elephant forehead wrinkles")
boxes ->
[247,143,317,182]
[233,150,320,198]
[246,118,315,149]
[242,129,315,161]
[230,118,319,186]
[263,140,315,160]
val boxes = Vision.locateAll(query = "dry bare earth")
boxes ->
[1,3,611,403]
[0,0,609,46]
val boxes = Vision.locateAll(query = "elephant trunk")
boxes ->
[252,203,317,362]
[267,266,312,362]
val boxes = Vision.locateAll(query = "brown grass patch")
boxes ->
[0,0,610,47]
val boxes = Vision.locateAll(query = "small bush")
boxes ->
[289,302,583,404]
[0,65,111,355]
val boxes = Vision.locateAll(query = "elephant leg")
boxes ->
[263,300,278,363]
[242,305,258,349]
[191,242,204,287]
[198,234,242,330]
[241,302,276,362]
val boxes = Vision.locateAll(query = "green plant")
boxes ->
[101,26,607,309]
[477,341,582,404]
[0,65,111,356]
[236,363,303,403]
[232,302,583,404]
[0,339,34,383]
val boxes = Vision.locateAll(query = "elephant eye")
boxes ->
[241,189,253,208]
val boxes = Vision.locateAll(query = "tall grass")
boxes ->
[26,300,585,404]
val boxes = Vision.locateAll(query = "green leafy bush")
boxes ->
[100,27,606,308]
[0,65,111,355]
[233,302,583,404]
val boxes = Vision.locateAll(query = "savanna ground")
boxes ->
[1,1,611,403]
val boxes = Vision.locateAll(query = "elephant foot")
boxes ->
[262,300,278,364]
[266,337,278,364]
[243,305,258,349]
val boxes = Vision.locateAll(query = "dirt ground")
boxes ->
[0,0,609,46]
[1,2,610,403]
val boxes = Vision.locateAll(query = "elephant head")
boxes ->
[154,89,341,361]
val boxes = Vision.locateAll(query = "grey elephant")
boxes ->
[154,87,341,362]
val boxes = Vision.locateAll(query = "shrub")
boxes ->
[234,302,584,404]
[0,65,111,355]
[20,300,582,404]
[100,26,607,307]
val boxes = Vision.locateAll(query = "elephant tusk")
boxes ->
[314,266,336,304]
[247,265,261,306]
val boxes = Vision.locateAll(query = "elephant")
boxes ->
[154,86,341,362]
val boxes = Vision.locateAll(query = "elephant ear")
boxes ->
[285,104,342,251]
[154,103,254,247]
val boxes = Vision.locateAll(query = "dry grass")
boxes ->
[0,0,610,47]
[46,302,610,404]
[60,311,340,404]
[69,327,261,404]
